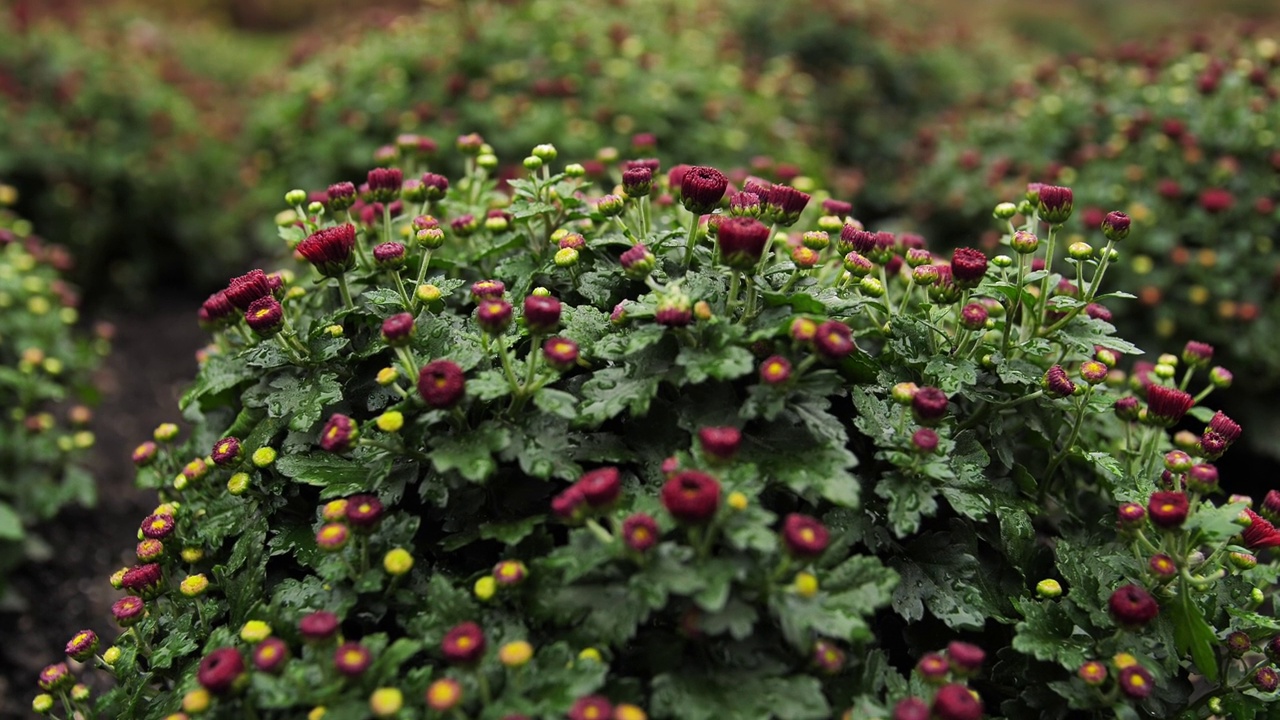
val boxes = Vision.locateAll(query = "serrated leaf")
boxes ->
[429,423,511,482]
[275,453,368,488]
[265,371,344,431]
[533,387,578,419]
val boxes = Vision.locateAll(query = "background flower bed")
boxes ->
[904,35,1280,458]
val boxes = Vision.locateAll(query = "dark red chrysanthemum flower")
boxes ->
[345,494,384,529]
[764,184,811,226]
[441,622,486,665]
[65,630,99,662]
[197,647,245,694]
[381,312,415,347]
[1242,509,1280,550]
[299,610,340,641]
[542,336,580,370]
[760,355,792,384]
[1109,584,1159,628]
[334,642,372,676]
[523,295,562,333]
[680,166,729,214]
[1148,491,1189,528]
[782,514,830,558]
[931,683,984,720]
[1261,490,1280,523]
[1145,384,1194,426]
[112,596,146,627]
[660,471,721,522]
[1037,185,1074,224]
[813,320,855,360]
[199,290,236,329]
[121,563,164,598]
[211,436,241,466]
[244,296,284,337]
[622,166,653,197]
[1118,664,1154,698]
[552,485,587,521]
[912,387,949,425]
[892,697,930,720]
[366,167,403,202]
[298,224,358,277]
[319,414,358,453]
[1044,365,1076,398]
[1101,210,1130,241]
[373,241,406,269]
[577,467,622,508]
[418,360,465,408]
[716,217,771,270]
[253,637,289,673]
[699,427,742,461]
[950,248,988,288]
[947,641,985,675]
[327,181,357,210]
[622,513,660,552]
[916,652,949,682]
[140,513,175,540]
[567,695,614,720]
[226,269,274,311]
[476,299,513,335]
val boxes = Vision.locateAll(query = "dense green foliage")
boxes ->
[908,36,1280,388]
[31,140,1280,719]
[0,191,107,604]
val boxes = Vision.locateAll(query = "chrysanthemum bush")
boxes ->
[907,35,1280,385]
[0,9,249,298]
[37,139,1280,719]
[0,187,108,603]
[247,0,827,204]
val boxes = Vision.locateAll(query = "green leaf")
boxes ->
[579,367,662,425]
[1012,597,1092,669]
[1182,501,1246,545]
[675,342,754,384]
[265,371,344,431]
[479,516,543,545]
[429,423,511,482]
[275,453,369,489]
[650,673,830,720]
[1170,583,1220,682]
[533,387,579,420]
[0,502,25,540]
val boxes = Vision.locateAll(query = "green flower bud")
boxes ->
[991,254,1013,268]
[1067,242,1093,260]
[285,189,308,206]
[307,201,325,216]
[1035,579,1063,598]
[554,248,580,267]
[859,277,885,298]
[993,202,1018,220]
[564,163,585,178]
[477,153,498,170]
[532,143,558,161]
[523,155,543,171]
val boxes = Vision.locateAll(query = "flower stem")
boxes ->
[681,212,701,271]
[411,249,434,312]
[1043,386,1094,495]
[335,274,355,310]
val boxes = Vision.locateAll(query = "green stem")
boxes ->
[335,274,355,310]
[586,518,614,545]
[494,340,521,396]
[412,249,434,311]
[389,271,412,309]
[1043,386,1094,496]
[681,212,701,271]
[726,271,742,318]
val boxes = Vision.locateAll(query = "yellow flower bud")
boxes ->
[376,367,399,385]
[308,708,326,720]
[383,548,414,576]
[474,576,497,601]
[325,324,343,337]
[1113,652,1138,669]
[154,423,180,442]
[369,688,403,718]
[227,472,251,496]
[103,646,121,665]
[615,704,648,720]
[33,694,54,714]
[322,499,348,522]
[241,620,272,643]
[252,447,277,467]
[183,689,211,713]
[376,411,404,433]
[794,572,819,599]
[727,492,748,511]
[578,647,603,663]
[109,567,127,589]
[499,640,534,667]
[181,547,204,564]
[181,574,210,597]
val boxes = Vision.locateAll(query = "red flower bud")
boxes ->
[418,360,466,408]
[567,696,613,720]
[253,637,289,673]
[911,387,949,425]
[783,513,830,558]
[382,312,415,347]
[931,683,983,720]
[950,248,988,288]
[623,513,660,552]
[661,471,721,523]
[211,436,241,466]
[299,611,340,641]
[813,320,855,360]
[1109,584,1159,628]
[577,467,622,508]
[345,494,384,529]
[1037,185,1074,224]
[441,622,486,665]
[716,217,771,270]
[1118,665,1154,698]
[680,166,729,214]
[699,427,742,461]
[298,224,357,277]
[1147,491,1189,528]
[197,647,244,694]
[226,269,274,311]
[112,596,146,627]
[334,642,372,676]
[319,414,359,453]
[523,295,562,333]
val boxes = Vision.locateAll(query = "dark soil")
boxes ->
[0,297,205,717]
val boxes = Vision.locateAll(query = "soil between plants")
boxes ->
[0,297,205,717]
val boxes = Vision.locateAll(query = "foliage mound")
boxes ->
[908,35,1280,389]
[32,139,1280,720]
[0,187,108,605]
[0,11,249,299]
